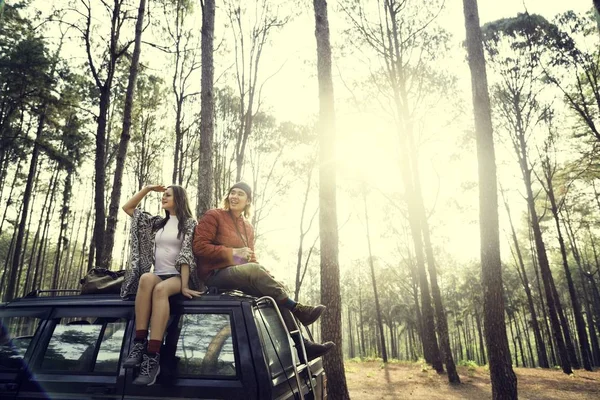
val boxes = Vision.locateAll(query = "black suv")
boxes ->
[0,290,327,399]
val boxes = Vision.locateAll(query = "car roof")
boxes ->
[1,291,261,310]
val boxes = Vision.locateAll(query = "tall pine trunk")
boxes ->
[313,1,350,398]
[462,0,518,397]
[4,115,43,302]
[417,181,459,381]
[503,193,549,367]
[197,0,215,217]
[102,0,147,269]
[52,169,73,289]
[524,176,572,374]
[363,188,388,362]
[542,163,592,370]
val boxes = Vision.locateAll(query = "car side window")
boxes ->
[255,306,294,379]
[39,317,126,373]
[0,316,41,370]
[172,313,236,377]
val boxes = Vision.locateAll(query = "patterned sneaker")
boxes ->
[133,353,161,386]
[292,303,326,326]
[123,340,146,368]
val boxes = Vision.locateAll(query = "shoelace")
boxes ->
[140,354,159,376]
[130,342,144,358]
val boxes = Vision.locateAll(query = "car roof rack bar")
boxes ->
[25,289,81,298]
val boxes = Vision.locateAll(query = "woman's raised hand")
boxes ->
[145,185,167,193]
[123,185,166,216]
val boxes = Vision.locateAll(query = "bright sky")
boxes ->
[254,0,594,287]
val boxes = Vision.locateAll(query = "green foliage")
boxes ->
[457,359,478,370]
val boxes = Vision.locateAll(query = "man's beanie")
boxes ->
[230,182,252,201]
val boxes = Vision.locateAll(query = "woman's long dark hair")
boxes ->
[156,185,193,239]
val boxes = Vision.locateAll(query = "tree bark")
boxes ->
[102,0,147,269]
[503,192,549,367]
[541,156,591,369]
[313,1,350,398]
[417,186,459,381]
[197,0,215,217]
[363,188,388,362]
[4,114,43,302]
[52,169,73,289]
[462,0,518,397]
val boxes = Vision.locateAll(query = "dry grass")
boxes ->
[345,360,600,399]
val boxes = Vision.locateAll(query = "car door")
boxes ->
[0,307,50,400]
[17,305,132,400]
[254,304,312,400]
[122,301,257,400]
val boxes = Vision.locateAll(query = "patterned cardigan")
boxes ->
[120,208,199,299]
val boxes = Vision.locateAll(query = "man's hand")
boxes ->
[233,247,253,261]
[181,287,202,299]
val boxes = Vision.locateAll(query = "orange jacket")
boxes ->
[193,208,256,281]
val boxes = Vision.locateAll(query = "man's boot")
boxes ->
[292,303,326,326]
[299,338,335,362]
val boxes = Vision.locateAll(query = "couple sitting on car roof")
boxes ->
[119,182,335,386]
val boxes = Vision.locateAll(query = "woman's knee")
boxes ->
[152,282,169,298]
[138,273,157,291]
[152,277,180,298]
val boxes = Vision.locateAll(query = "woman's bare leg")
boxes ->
[135,273,162,331]
[149,276,182,341]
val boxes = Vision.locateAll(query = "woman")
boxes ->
[120,184,202,386]
[193,182,335,361]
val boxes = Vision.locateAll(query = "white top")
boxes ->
[154,215,183,276]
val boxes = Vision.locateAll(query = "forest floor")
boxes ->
[344,359,600,399]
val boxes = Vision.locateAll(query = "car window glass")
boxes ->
[95,320,126,373]
[255,307,293,379]
[0,316,41,370]
[173,313,236,377]
[40,317,125,374]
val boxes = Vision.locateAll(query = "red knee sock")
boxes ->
[147,339,162,354]
[135,330,148,342]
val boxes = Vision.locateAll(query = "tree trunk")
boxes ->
[382,0,442,371]
[462,0,518,397]
[542,162,591,369]
[52,169,73,289]
[578,226,600,366]
[417,185,459,381]
[4,114,44,302]
[533,243,558,366]
[474,307,486,365]
[196,0,215,217]
[93,86,109,269]
[508,313,519,367]
[526,190,572,373]
[313,1,350,398]
[0,159,22,236]
[520,304,536,367]
[37,167,60,290]
[363,189,388,362]
[578,262,600,366]
[102,0,147,269]
[16,160,42,292]
[503,192,549,367]
[28,165,57,293]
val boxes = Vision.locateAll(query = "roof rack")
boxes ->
[24,289,81,298]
